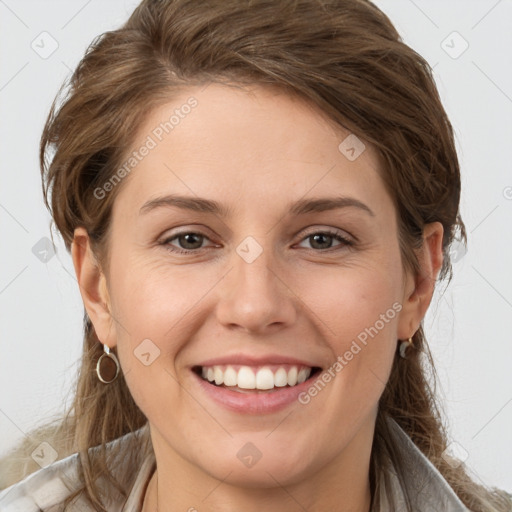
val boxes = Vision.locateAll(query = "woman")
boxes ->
[0,0,510,510]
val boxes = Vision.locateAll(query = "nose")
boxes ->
[214,245,297,335]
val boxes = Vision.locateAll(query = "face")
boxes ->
[80,83,425,489]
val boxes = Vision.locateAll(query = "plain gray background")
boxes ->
[0,0,511,493]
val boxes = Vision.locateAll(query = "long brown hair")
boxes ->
[5,0,510,510]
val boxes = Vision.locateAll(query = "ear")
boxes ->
[71,227,116,348]
[397,222,444,340]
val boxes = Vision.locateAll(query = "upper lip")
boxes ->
[194,354,323,368]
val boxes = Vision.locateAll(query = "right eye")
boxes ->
[160,231,217,254]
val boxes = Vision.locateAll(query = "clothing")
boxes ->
[0,416,472,511]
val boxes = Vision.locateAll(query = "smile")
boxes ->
[191,355,323,414]
[197,364,319,391]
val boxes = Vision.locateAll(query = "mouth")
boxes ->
[192,364,323,393]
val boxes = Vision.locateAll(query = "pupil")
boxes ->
[311,234,331,249]
[180,233,202,249]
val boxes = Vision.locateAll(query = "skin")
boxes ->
[72,83,443,512]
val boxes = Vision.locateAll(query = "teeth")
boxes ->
[238,366,256,389]
[274,368,288,387]
[223,366,237,386]
[297,368,309,384]
[214,367,224,385]
[201,365,312,390]
[255,368,274,390]
[287,367,298,386]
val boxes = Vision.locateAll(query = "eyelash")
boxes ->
[159,229,354,255]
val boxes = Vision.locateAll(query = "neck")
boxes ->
[145,472,372,512]
[143,420,375,512]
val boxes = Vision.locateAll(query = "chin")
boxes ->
[187,441,317,489]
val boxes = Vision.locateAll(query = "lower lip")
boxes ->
[192,371,318,415]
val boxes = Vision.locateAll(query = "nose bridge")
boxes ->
[235,238,275,290]
[214,235,296,333]
[232,235,280,307]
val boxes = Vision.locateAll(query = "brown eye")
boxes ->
[297,230,353,251]
[308,233,335,250]
[175,233,205,250]
[161,231,213,254]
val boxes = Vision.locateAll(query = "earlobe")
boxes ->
[397,222,444,340]
[71,227,116,348]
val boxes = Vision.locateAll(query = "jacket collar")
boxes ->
[374,416,469,511]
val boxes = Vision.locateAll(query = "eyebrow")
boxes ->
[139,194,375,218]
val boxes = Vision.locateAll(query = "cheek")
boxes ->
[292,255,402,402]
[108,251,211,339]
[295,257,402,343]
[105,252,228,404]
[108,276,191,428]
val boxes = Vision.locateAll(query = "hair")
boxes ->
[3,0,510,510]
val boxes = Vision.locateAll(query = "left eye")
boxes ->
[296,231,353,251]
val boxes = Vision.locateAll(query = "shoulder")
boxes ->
[381,416,471,511]
[0,450,84,512]
[382,416,512,511]
[0,424,152,512]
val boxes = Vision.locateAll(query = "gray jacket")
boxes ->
[0,417,474,511]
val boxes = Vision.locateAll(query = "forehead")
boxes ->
[112,83,392,220]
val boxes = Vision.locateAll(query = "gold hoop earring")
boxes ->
[399,337,414,359]
[96,344,120,384]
